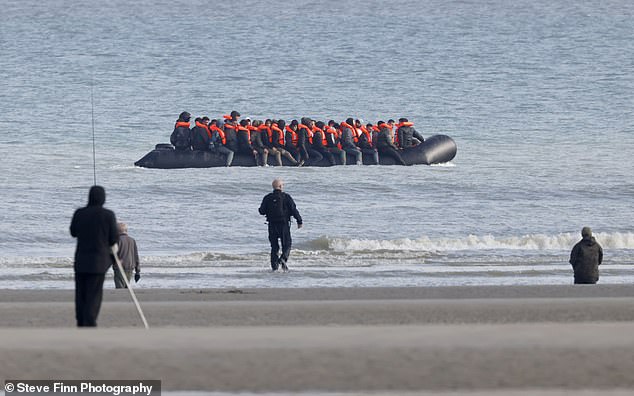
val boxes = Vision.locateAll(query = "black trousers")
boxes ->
[268,221,292,270]
[75,272,106,327]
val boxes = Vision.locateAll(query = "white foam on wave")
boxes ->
[307,232,634,253]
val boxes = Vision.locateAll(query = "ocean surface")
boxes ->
[0,0,632,289]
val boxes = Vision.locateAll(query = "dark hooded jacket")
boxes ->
[376,126,398,150]
[170,120,191,150]
[569,236,603,284]
[70,186,118,274]
[223,122,239,152]
[397,124,425,149]
[190,123,211,151]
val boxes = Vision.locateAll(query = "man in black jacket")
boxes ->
[190,116,211,151]
[70,185,118,327]
[376,121,407,165]
[259,179,303,271]
[569,227,603,284]
[396,117,425,149]
[170,111,192,150]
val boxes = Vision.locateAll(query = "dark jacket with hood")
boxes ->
[340,123,358,150]
[397,124,424,149]
[237,127,255,154]
[376,126,398,150]
[191,123,211,151]
[70,186,118,274]
[170,120,191,150]
[569,236,603,283]
[251,128,268,150]
[259,189,303,225]
[223,122,239,152]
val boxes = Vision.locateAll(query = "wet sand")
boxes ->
[1,285,634,395]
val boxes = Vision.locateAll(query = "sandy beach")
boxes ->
[2,285,634,395]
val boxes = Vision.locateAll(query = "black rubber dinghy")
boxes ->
[134,134,457,169]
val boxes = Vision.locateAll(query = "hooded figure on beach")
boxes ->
[569,227,603,284]
[70,185,118,326]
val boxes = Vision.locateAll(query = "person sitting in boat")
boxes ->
[376,121,407,165]
[209,119,234,166]
[311,121,337,166]
[252,119,279,166]
[340,118,363,165]
[355,118,379,165]
[297,118,323,165]
[191,116,212,151]
[324,121,346,165]
[368,123,380,147]
[239,119,268,166]
[270,120,303,166]
[396,117,424,149]
[170,111,192,151]
[284,120,302,163]
[222,118,239,154]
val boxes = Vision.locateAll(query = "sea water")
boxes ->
[0,0,632,289]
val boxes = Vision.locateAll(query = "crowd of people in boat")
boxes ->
[169,110,425,166]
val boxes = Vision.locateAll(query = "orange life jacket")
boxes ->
[359,125,372,143]
[222,114,232,120]
[210,125,226,145]
[378,122,394,143]
[271,124,285,146]
[236,125,250,142]
[396,121,414,129]
[298,124,313,144]
[341,122,358,143]
[195,121,211,138]
[257,124,271,143]
[285,126,299,146]
[312,126,327,146]
[175,121,190,128]
[324,125,340,148]
[395,121,414,141]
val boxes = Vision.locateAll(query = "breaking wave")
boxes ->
[302,232,634,253]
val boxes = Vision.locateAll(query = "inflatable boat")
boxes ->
[134,134,457,168]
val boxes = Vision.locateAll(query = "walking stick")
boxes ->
[112,245,149,329]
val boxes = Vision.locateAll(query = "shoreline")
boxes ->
[2,285,634,393]
[4,283,634,302]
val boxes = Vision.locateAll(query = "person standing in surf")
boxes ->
[70,185,118,327]
[259,178,303,271]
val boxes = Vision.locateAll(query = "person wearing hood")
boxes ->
[70,185,118,327]
[569,227,603,284]
[340,118,363,165]
[170,111,192,151]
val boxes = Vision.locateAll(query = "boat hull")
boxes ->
[134,135,457,168]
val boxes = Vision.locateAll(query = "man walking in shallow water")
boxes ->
[259,178,303,271]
